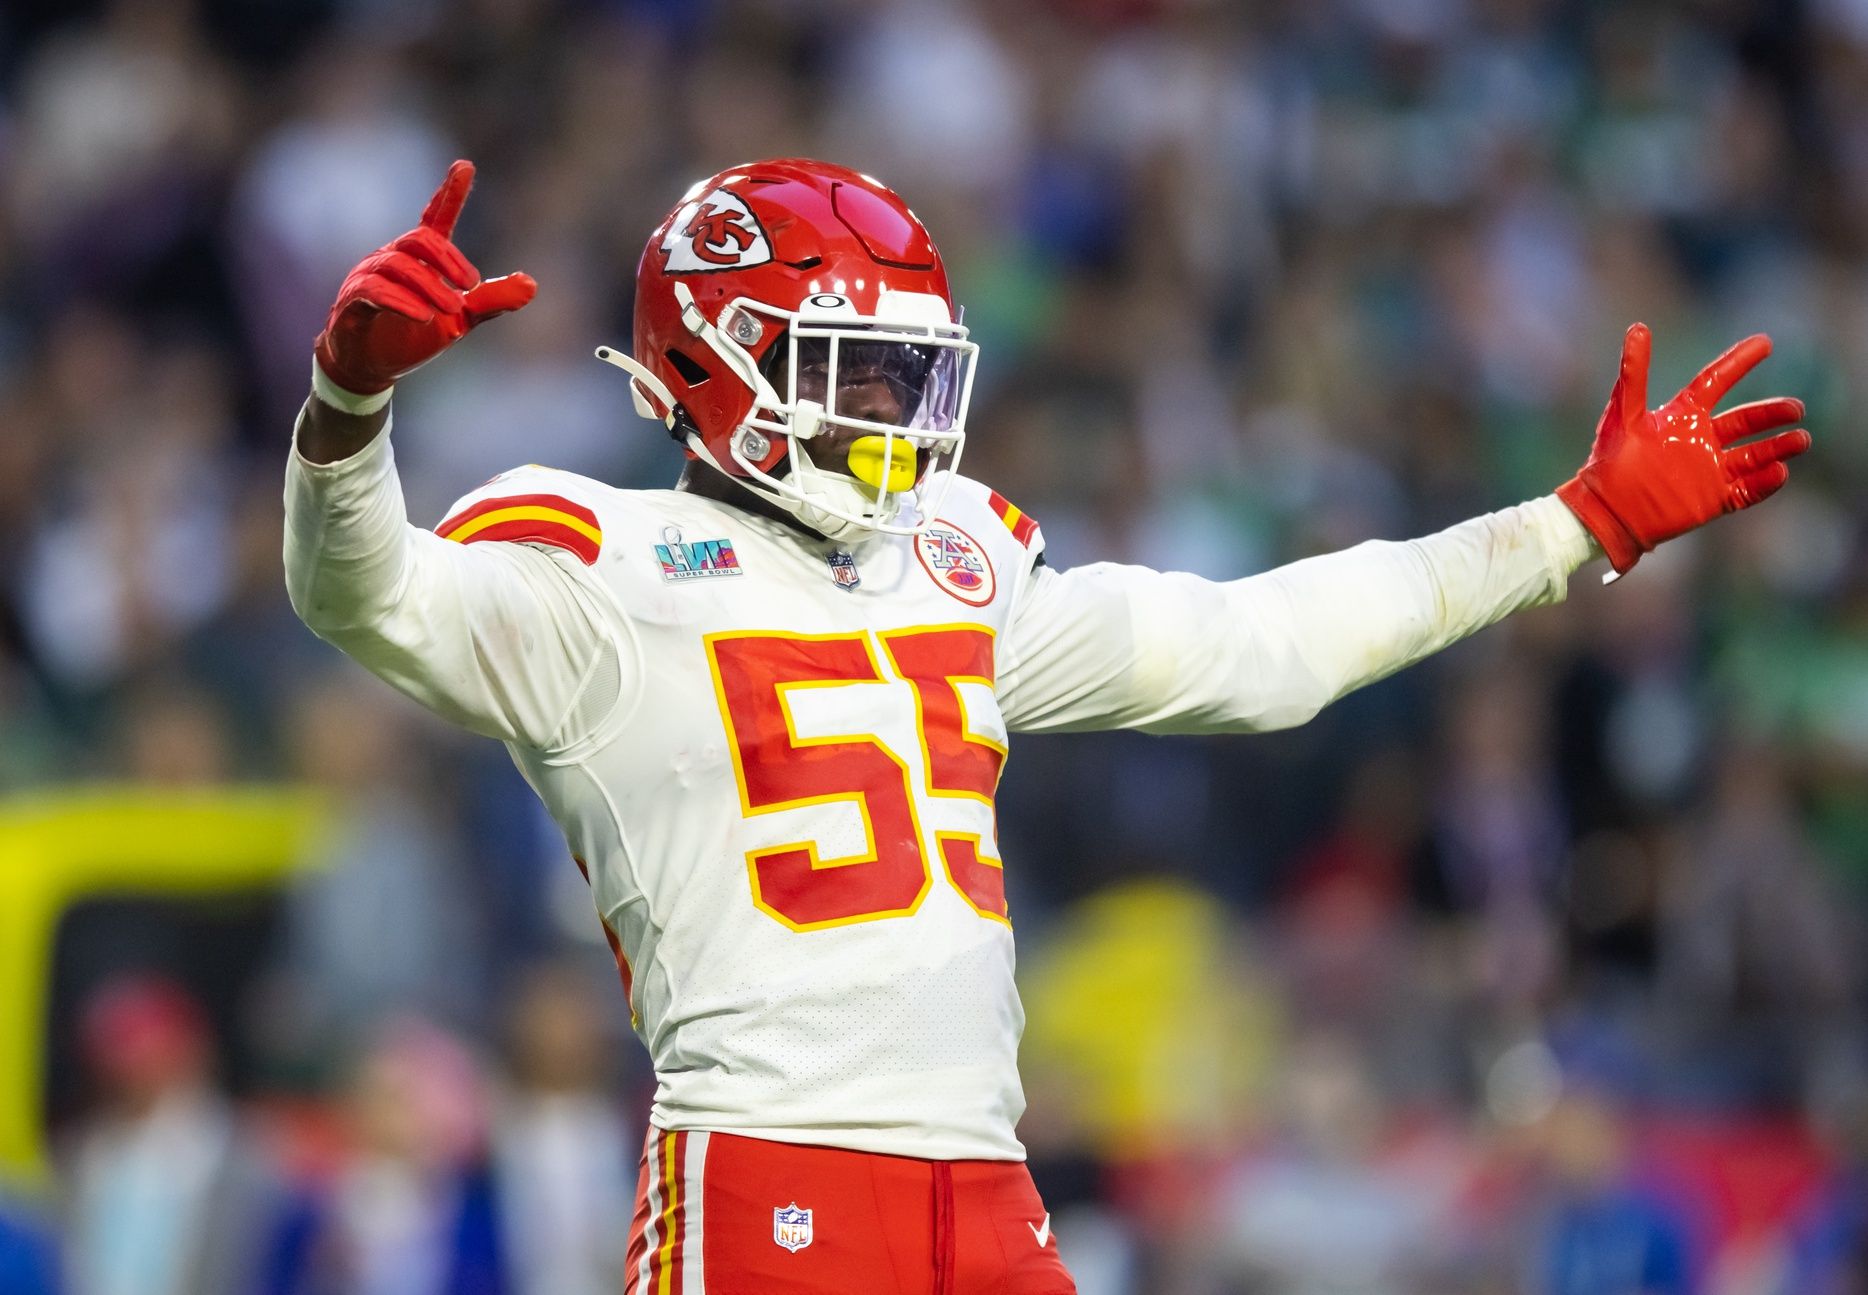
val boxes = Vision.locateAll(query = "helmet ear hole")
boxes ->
[665,348,711,386]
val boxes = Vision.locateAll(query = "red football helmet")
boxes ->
[599,159,977,538]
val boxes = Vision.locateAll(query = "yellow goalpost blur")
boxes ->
[0,788,328,1189]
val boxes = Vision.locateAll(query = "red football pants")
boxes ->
[623,1127,1078,1294]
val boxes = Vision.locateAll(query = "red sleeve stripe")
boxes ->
[987,490,1040,548]
[436,492,602,565]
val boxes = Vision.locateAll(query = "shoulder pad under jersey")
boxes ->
[434,464,609,566]
[936,475,1045,563]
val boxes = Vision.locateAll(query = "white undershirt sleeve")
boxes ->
[997,496,1599,735]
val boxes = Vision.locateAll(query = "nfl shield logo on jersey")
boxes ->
[826,551,860,590]
[773,1203,813,1253]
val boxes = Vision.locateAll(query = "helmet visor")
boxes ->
[781,332,967,437]
[722,296,979,536]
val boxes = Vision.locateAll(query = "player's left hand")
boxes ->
[1557,323,1811,576]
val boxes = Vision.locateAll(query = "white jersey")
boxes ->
[284,410,1596,1160]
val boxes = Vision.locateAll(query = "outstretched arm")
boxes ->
[999,326,1807,736]
[999,496,1591,735]
[285,162,621,751]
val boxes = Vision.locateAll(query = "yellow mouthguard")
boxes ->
[846,436,918,492]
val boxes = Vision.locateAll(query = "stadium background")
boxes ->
[2,0,1866,1290]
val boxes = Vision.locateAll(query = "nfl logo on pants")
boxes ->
[773,1203,813,1253]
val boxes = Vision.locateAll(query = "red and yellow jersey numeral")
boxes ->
[882,626,1009,923]
[707,626,1008,929]
[706,632,930,931]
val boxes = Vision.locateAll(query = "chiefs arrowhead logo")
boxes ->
[662,188,773,273]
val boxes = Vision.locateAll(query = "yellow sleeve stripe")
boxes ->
[435,492,604,565]
[442,505,602,546]
[986,489,1040,547]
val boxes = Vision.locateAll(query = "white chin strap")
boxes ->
[727,418,903,540]
[788,472,892,541]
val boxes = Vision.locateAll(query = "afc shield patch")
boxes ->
[773,1202,813,1253]
[915,521,996,606]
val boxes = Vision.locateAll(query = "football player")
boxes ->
[285,159,1809,1294]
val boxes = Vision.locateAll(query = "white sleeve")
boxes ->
[997,495,1599,735]
[282,406,619,750]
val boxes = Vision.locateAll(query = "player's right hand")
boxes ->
[313,160,537,399]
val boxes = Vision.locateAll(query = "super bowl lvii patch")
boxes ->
[655,526,742,581]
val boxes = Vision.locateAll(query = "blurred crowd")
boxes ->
[2,0,1868,1290]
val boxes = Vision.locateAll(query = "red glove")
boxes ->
[1557,323,1811,575]
[313,159,536,402]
